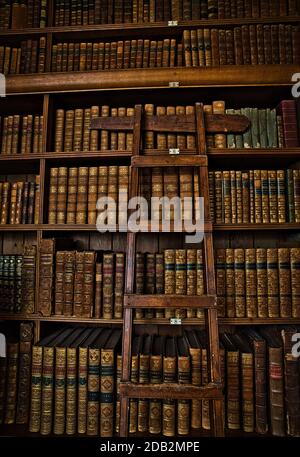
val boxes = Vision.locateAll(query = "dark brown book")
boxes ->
[38,238,55,317]
[16,322,34,424]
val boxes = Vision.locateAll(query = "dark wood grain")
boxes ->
[119,382,223,400]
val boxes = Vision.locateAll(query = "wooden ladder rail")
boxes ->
[120,104,143,437]
[195,103,224,436]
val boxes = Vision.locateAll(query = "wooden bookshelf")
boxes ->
[0,0,300,441]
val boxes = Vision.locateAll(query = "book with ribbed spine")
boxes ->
[177,336,190,435]
[162,336,176,437]
[149,335,163,435]
[38,238,55,317]
[16,322,33,424]
[267,249,279,318]
[291,248,300,318]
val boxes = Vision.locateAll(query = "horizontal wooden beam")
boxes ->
[6,66,298,95]
[131,155,208,167]
[90,113,250,133]
[124,294,217,309]
[119,382,223,399]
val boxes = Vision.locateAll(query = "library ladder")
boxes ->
[91,103,249,437]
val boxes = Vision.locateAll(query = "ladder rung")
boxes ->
[124,294,217,309]
[136,221,213,233]
[120,382,223,400]
[131,155,208,167]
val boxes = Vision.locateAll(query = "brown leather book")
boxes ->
[129,335,142,433]
[260,328,285,436]
[234,248,246,317]
[21,244,37,314]
[76,166,88,224]
[243,328,268,434]
[138,334,152,433]
[94,261,103,318]
[221,332,240,430]
[103,252,114,319]
[48,168,58,224]
[162,336,176,437]
[149,335,163,434]
[291,248,300,318]
[15,323,33,424]
[38,238,55,317]
[234,333,254,432]
[54,251,65,315]
[135,252,145,319]
[177,336,190,435]
[57,167,68,224]
[278,248,292,317]
[114,252,125,318]
[267,248,279,318]
[184,330,201,429]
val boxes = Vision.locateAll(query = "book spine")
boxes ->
[278,248,292,318]
[66,347,77,435]
[100,348,115,437]
[291,248,300,318]
[245,248,257,318]
[40,346,55,435]
[29,346,43,432]
[53,346,66,435]
[87,347,100,436]
[16,322,33,424]
[267,248,279,318]
[78,347,88,434]
[269,346,285,436]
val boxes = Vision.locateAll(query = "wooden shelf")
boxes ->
[214,223,300,231]
[0,224,39,231]
[219,318,300,325]
[0,313,123,324]
[1,16,299,38]
[120,382,223,400]
[208,147,300,159]
[6,66,298,95]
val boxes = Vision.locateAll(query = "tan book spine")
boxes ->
[53,346,66,435]
[175,249,186,319]
[29,346,43,432]
[66,347,77,435]
[291,248,300,318]
[196,248,205,318]
[40,346,54,435]
[278,248,292,318]
[234,249,246,317]
[267,248,279,317]
[87,347,100,435]
[66,167,78,224]
[245,248,257,318]
[90,106,99,151]
[76,167,88,224]
[100,347,115,437]
[78,346,88,434]
[225,248,235,317]
[164,249,175,318]
[256,248,268,318]
[88,167,98,224]
[186,249,196,318]
[56,167,68,224]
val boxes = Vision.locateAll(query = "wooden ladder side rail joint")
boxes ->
[124,294,217,309]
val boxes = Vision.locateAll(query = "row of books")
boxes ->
[1,115,44,155]
[53,249,125,319]
[183,25,300,67]
[48,166,130,225]
[209,169,300,224]
[0,39,46,75]
[1,324,299,436]
[53,99,300,153]
[216,247,300,319]
[0,247,36,314]
[51,38,182,72]
[226,105,296,149]
[53,0,300,26]
[0,0,47,29]
[0,178,40,225]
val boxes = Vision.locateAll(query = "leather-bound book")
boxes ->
[135,252,145,319]
[53,328,82,435]
[94,261,103,318]
[196,29,205,67]
[48,167,58,224]
[129,335,142,434]
[87,167,98,225]
[263,25,272,64]
[103,252,114,319]
[184,330,201,429]
[40,328,73,435]
[138,334,152,433]
[100,329,122,437]
[222,171,231,223]
[155,253,164,316]
[149,335,163,434]
[90,105,99,151]
[9,182,18,224]
[28,329,65,433]
[166,106,176,148]
[15,256,23,312]
[196,330,210,430]
[285,24,293,64]
[277,170,286,223]
[175,249,186,319]
[241,25,251,64]
[203,28,212,66]
[76,166,88,224]
[82,108,91,151]
[271,25,280,64]
[213,101,226,148]
[21,244,36,314]
[292,25,300,64]
[87,328,112,436]
[177,336,190,435]
[233,27,243,65]
[34,175,40,224]
[211,29,220,66]
[249,24,258,65]
[267,248,279,318]
[118,165,129,228]
[260,328,285,436]
[15,181,24,225]
[268,170,278,223]
[55,251,65,315]
[162,336,176,437]
[145,253,155,318]
[245,248,257,318]
[15,323,33,424]
[221,332,240,430]
[281,326,300,436]
[278,248,292,318]
[261,170,270,223]
[77,328,100,434]
[234,333,254,433]
[291,248,300,318]
[225,248,235,317]
[27,181,35,224]
[234,248,245,318]
[114,252,125,318]
[186,249,196,318]
[164,249,175,318]
[243,328,268,434]
[225,29,234,65]
[66,167,78,224]
[249,170,255,223]
[286,169,295,222]
[64,250,75,317]
[293,169,300,223]
[256,248,268,318]
[81,251,96,318]
[277,100,299,147]
[38,238,55,317]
